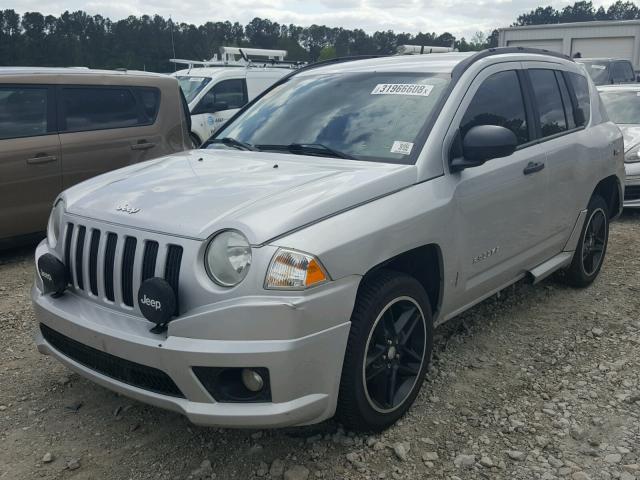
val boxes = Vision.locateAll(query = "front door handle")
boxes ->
[131,141,156,151]
[523,161,545,175]
[26,154,57,165]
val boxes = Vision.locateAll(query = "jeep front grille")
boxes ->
[63,222,183,313]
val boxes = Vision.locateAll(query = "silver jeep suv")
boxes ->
[32,48,624,431]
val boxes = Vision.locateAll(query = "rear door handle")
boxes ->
[523,161,545,175]
[26,154,57,165]
[131,141,156,151]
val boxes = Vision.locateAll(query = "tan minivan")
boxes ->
[0,67,191,246]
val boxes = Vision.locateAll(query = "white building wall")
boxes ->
[498,20,640,69]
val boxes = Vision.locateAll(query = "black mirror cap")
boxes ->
[462,125,518,163]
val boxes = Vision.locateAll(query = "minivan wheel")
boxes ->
[563,195,609,287]
[337,270,433,432]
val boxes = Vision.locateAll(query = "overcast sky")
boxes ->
[3,0,621,39]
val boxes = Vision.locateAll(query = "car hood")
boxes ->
[63,149,416,244]
[618,125,640,152]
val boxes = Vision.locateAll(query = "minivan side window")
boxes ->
[0,87,49,140]
[567,73,591,126]
[196,79,247,113]
[460,70,529,145]
[62,87,142,132]
[529,69,567,138]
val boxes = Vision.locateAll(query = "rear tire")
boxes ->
[563,195,609,287]
[336,270,433,432]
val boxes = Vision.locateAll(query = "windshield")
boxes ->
[177,76,211,103]
[599,90,640,124]
[578,61,610,85]
[212,72,451,164]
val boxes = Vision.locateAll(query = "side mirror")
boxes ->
[451,125,517,172]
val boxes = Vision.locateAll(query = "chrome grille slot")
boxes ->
[61,220,185,316]
[63,223,74,282]
[74,226,86,290]
[88,229,101,295]
[164,245,183,315]
[121,237,137,307]
[104,233,117,301]
[141,241,159,281]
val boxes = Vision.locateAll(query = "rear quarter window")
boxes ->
[567,73,591,126]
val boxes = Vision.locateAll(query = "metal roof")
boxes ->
[499,19,640,32]
[0,67,165,77]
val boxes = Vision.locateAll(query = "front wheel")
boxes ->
[563,194,609,287]
[337,270,433,432]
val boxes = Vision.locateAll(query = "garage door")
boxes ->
[506,39,563,53]
[571,37,634,61]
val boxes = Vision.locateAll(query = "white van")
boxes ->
[172,48,297,146]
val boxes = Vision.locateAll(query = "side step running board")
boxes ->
[528,252,573,284]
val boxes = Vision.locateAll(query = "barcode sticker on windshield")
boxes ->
[391,141,414,155]
[371,84,434,96]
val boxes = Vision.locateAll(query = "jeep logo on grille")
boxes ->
[140,294,162,311]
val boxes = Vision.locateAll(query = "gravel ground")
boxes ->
[1,211,639,480]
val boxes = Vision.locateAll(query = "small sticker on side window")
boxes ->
[390,141,414,155]
[371,84,434,96]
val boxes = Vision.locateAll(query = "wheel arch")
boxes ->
[358,244,443,321]
[593,174,622,219]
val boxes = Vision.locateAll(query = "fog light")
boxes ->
[242,368,264,392]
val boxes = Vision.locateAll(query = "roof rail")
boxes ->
[451,46,573,81]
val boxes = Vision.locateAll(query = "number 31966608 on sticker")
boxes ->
[371,83,434,96]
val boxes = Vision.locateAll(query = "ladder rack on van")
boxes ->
[170,47,305,71]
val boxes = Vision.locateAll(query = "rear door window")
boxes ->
[460,70,529,145]
[529,69,567,137]
[61,87,144,132]
[567,73,591,126]
[0,87,49,140]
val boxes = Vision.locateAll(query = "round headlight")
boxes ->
[47,200,65,248]
[205,230,251,287]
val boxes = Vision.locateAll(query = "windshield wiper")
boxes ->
[209,137,258,151]
[257,143,353,159]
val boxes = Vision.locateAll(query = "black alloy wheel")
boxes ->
[363,296,427,413]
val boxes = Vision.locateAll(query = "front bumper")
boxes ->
[624,163,640,208]
[32,276,358,428]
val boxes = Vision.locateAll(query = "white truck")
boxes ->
[172,48,298,146]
